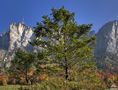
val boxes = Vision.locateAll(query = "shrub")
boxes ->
[0,75,8,85]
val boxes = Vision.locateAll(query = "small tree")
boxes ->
[9,49,36,84]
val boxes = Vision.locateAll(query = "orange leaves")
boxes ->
[38,74,49,81]
[0,74,8,85]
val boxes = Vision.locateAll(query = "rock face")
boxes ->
[0,22,34,67]
[1,20,118,70]
[9,23,33,51]
[95,20,118,69]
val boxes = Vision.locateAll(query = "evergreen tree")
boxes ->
[33,7,94,79]
[9,49,36,84]
[32,7,105,89]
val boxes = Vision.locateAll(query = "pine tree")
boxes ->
[9,49,36,84]
[33,7,95,79]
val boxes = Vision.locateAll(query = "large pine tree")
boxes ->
[33,7,94,79]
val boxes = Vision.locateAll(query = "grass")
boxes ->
[0,85,41,90]
[0,85,21,90]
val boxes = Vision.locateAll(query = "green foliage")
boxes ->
[12,49,36,69]
[4,7,106,89]
[17,76,106,90]
[9,49,36,84]
[31,7,105,89]
[33,6,95,77]
[0,85,20,90]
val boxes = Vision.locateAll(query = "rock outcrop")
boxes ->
[95,20,118,70]
[1,20,118,70]
[0,22,34,67]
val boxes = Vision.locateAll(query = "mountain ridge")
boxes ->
[0,22,34,67]
[95,20,118,70]
[1,21,117,70]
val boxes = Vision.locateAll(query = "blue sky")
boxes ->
[0,0,118,33]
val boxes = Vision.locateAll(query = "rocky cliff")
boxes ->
[1,21,118,69]
[0,22,34,67]
[95,20,118,70]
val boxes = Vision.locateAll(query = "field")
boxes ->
[0,85,43,90]
[0,85,21,90]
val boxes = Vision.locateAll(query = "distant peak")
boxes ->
[10,22,31,30]
[113,20,118,22]
[0,33,2,37]
[11,22,25,26]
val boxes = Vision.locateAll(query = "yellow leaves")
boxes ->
[27,68,35,76]
[38,74,49,81]
[0,75,8,85]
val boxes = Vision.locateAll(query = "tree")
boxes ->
[9,49,36,84]
[33,6,94,79]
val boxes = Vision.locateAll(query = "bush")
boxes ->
[0,75,8,85]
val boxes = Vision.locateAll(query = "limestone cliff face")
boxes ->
[9,23,33,51]
[95,21,118,69]
[0,22,34,67]
[1,21,118,69]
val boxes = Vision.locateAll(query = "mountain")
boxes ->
[1,21,118,70]
[95,20,118,71]
[0,22,34,67]
[88,30,96,37]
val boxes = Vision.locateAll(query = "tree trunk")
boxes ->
[25,66,29,84]
[64,33,68,80]
[65,63,68,80]
[64,50,68,80]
